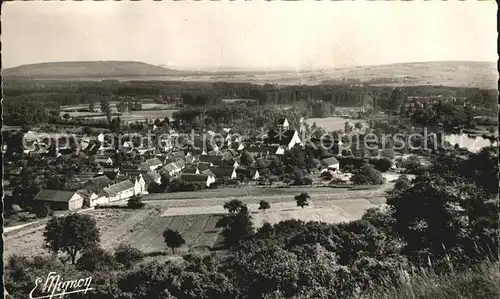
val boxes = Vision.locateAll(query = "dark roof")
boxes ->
[198,163,211,171]
[86,175,113,190]
[274,130,299,146]
[201,169,215,177]
[34,190,81,202]
[97,169,120,180]
[209,167,236,178]
[199,155,222,164]
[182,167,199,174]
[179,173,210,183]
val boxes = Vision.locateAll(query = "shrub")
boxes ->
[351,164,385,185]
[321,171,333,180]
[127,196,145,209]
[369,158,393,172]
[33,203,52,218]
[76,247,118,272]
[114,244,144,269]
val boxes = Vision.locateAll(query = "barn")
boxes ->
[33,189,85,211]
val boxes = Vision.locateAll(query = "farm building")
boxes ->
[76,189,107,207]
[84,175,113,194]
[182,167,200,174]
[209,167,238,180]
[99,180,135,202]
[33,189,85,211]
[321,157,340,171]
[179,173,216,187]
[199,154,222,165]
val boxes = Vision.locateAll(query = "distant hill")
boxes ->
[2,60,497,88]
[1,61,203,78]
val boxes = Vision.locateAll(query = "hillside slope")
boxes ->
[2,60,497,88]
[2,61,195,77]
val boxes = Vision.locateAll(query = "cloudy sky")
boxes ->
[2,1,497,70]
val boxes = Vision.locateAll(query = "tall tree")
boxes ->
[100,96,112,123]
[43,214,100,264]
[294,192,310,209]
[163,229,186,254]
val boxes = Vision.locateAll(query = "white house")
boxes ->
[76,189,107,207]
[251,169,260,180]
[284,130,302,150]
[321,157,340,172]
[134,174,147,195]
[99,180,135,203]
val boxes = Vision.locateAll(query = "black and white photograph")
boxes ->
[2,1,499,298]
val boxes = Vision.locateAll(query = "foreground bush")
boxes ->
[127,195,145,209]
[114,244,144,269]
[367,261,500,299]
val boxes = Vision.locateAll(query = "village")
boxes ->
[4,117,353,213]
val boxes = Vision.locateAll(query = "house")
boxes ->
[321,157,340,172]
[96,168,120,180]
[33,189,85,211]
[134,174,147,195]
[250,169,260,180]
[267,145,285,156]
[142,171,162,186]
[159,160,184,177]
[140,157,163,171]
[95,156,114,166]
[220,158,240,168]
[209,167,238,180]
[99,180,135,202]
[198,154,222,165]
[182,167,200,174]
[278,118,290,130]
[198,162,212,172]
[179,173,216,187]
[76,189,106,207]
[84,175,113,194]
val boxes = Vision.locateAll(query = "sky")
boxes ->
[2,1,497,70]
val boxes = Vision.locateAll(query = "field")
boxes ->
[91,109,178,123]
[60,102,178,122]
[306,116,368,131]
[3,186,390,258]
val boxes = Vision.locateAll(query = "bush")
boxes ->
[351,164,385,185]
[321,171,333,180]
[127,196,145,209]
[368,261,500,299]
[33,203,52,218]
[369,158,393,172]
[403,155,427,175]
[76,247,118,272]
[114,244,144,269]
